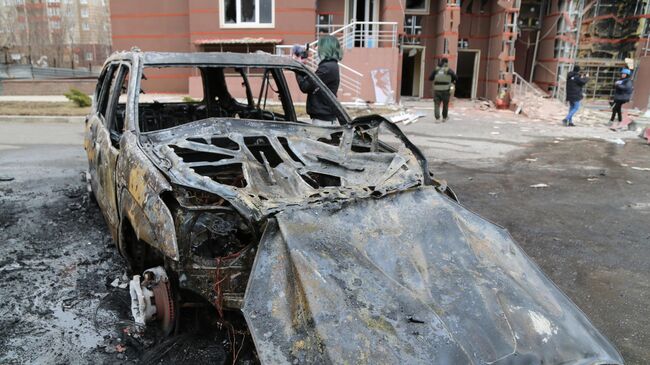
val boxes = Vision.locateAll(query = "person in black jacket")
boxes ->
[294,35,342,125]
[563,66,589,127]
[610,68,634,125]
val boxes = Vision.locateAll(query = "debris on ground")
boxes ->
[474,98,496,111]
[110,276,129,289]
[387,110,425,125]
[530,183,550,188]
[631,166,650,171]
[0,176,14,182]
[605,138,626,145]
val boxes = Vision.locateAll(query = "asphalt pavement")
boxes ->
[1,106,649,363]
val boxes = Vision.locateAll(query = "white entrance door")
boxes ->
[345,0,379,47]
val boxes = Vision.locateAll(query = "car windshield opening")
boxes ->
[137,65,305,132]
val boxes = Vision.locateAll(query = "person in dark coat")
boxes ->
[610,68,634,125]
[428,58,457,122]
[294,35,342,125]
[563,65,589,127]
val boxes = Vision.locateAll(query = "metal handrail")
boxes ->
[275,46,362,96]
[512,72,546,98]
[275,20,398,99]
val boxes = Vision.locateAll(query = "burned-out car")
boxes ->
[84,51,623,364]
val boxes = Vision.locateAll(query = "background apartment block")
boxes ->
[0,0,111,69]
[105,0,650,108]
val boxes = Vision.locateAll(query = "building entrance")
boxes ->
[346,0,379,47]
[400,47,424,97]
[456,49,479,99]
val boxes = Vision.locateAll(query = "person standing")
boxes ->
[563,65,589,127]
[609,68,633,125]
[428,58,457,122]
[294,35,342,126]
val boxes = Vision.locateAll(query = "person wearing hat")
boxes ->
[294,35,342,126]
[610,68,634,125]
[428,58,457,122]
[563,65,589,127]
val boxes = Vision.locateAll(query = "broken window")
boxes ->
[404,15,422,44]
[101,63,130,148]
[97,63,119,124]
[222,0,274,26]
[137,65,300,132]
[405,0,429,14]
[317,13,334,35]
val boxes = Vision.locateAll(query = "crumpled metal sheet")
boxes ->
[242,187,623,365]
[141,118,427,220]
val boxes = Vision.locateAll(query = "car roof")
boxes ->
[106,51,302,68]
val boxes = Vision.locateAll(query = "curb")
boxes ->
[0,115,85,123]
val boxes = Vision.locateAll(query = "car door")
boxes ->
[88,62,129,238]
[86,63,112,189]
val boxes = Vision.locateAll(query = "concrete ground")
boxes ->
[402,100,649,364]
[0,101,648,363]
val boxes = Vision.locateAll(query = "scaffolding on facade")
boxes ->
[552,0,585,101]
[575,0,650,99]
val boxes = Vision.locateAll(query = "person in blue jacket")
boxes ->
[610,68,634,125]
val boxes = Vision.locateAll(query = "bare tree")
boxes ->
[0,3,19,64]
[51,2,78,68]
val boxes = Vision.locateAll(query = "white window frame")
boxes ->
[82,22,90,31]
[219,0,275,29]
[81,8,89,18]
[405,0,430,15]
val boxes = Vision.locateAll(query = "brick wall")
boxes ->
[0,79,96,96]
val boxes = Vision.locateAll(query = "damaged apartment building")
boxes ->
[109,0,650,109]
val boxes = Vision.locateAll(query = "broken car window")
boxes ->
[137,65,298,132]
[97,64,119,124]
[106,63,130,147]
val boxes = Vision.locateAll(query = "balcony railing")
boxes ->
[331,21,398,49]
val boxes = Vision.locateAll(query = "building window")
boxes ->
[405,0,429,14]
[81,8,88,18]
[82,22,89,31]
[47,7,60,16]
[79,0,87,4]
[85,52,93,61]
[316,14,334,35]
[220,0,274,28]
[50,20,61,29]
[403,15,422,44]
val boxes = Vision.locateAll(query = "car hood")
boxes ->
[139,117,428,220]
[242,187,623,365]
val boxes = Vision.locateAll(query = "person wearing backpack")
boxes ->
[428,58,457,122]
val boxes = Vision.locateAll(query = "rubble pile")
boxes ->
[572,107,612,126]
[510,92,564,121]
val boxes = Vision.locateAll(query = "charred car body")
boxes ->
[84,51,623,364]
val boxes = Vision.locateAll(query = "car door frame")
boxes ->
[88,61,130,239]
